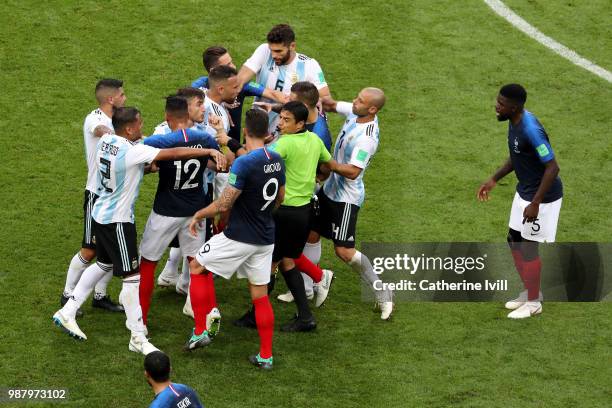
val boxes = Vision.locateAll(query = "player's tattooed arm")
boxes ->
[189,185,242,236]
[216,185,241,213]
[478,157,513,201]
[93,125,113,138]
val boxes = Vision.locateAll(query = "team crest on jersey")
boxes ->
[132,258,138,269]
[290,72,298,85]
[513,137,520,153]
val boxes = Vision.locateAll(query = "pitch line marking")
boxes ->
[484,0,612,83]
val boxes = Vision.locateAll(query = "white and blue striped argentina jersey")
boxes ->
[244,43,327,134]
[323,102,379,207]
[203,97,231,137]
[91,134,160,224]
[84,108,113,193]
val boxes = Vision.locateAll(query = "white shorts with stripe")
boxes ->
[195,232,273,285]
[140,210,209,262]
[508,192,562,243]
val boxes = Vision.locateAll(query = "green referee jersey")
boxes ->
[269,130,331,207]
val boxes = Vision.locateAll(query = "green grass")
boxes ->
[0,0,611,407]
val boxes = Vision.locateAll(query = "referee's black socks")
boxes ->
[282,267,313,320]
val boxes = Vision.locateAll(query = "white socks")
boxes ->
[181,257,190,280]
[303,241,322,264]
[164,247,182,273]
[93,270,113,299]
[348,250,392,302]
[63,252,90,296]
[61,262,109,318]
[119,275,147,337]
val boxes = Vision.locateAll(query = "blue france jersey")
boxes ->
[306,113,332,152]
[508,110,563,203]
[144,128,219,217]
[149,383,203,408]
[223,147,285,245]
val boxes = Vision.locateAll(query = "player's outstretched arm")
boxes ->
[320,95,337,113]
[478,157,513,201]
[93,125,113,138]
[326,159,362,180]
[154,147,227,171]
[237,65,256,89]
[253,101,283,114]
[523,158,560,222]
[189,185,242,236]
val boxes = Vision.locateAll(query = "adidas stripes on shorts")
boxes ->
[311,190,359,248]
[93,220,139,277]
[81,190,98,250]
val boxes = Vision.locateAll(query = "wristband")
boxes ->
[227,138,243,154]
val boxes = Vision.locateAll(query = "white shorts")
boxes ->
[139,210,208,261]
[213,172,230,201]
[195,232,273,285]
[508,192,562,243]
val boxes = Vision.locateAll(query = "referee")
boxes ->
[269,101,332,331]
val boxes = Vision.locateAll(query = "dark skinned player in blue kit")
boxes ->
[478,83,562,319]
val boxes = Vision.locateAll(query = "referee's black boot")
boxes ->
[60,294,84,318]
[233,308,257,329]
[92,295,124,312]
[280,315,317,332]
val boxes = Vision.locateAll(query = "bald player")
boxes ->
[304,88,395,319]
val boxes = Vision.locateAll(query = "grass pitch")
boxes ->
[0,1,611,407]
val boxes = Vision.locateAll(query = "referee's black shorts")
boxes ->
[93,220,140,277]
[272,203,311,262]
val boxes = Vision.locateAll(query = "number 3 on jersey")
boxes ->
[99,157,113,193]
[261,178,279,210]
[173,159,201,190]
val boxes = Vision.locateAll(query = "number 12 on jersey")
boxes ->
[173,159,201,190]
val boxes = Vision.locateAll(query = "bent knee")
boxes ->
[334,247,354,263]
